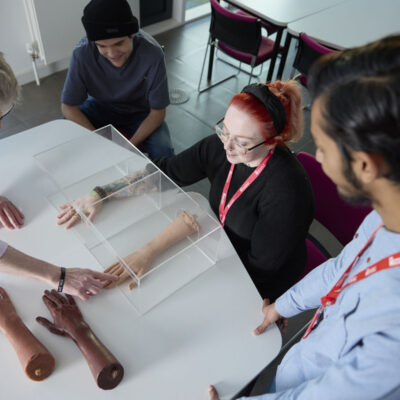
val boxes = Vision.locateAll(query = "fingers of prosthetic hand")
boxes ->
[57,204,82,229]
[102,264,129,289]
[36,316,66,336]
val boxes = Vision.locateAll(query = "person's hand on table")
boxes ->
[206,300,286,400]
[208,385,220,400]
[57,192,102,229]
[55,268,118,301]
[0,196,24,230]
[253,298,288,336]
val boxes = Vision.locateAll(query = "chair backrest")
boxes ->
[210,0,261,56]
[299,238,328,279]
[293,32,336,80]
[297,152,372,246]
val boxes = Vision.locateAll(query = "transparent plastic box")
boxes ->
[35,125,223,314]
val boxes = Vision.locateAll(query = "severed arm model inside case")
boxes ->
[93,168,156,200]
[0,287,55,381]
[103,211,200,290]
[36,290,124,390]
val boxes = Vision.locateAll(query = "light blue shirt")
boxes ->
[241,210,400,399]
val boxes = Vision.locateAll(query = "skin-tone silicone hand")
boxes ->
[57,192,102,229]
[0,196,24,230]
[253,299,288,336]
[60,268,118,301]
[36,290,124,390]
[102,247,152,290]
[102,211,200,290]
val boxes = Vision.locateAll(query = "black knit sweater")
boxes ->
[156,135,315,300]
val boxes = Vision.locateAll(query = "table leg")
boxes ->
[277,33,293,80]
[266,28,283,82]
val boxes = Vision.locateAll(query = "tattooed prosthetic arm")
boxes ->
[57,168,154,229]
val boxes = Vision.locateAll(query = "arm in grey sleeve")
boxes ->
[61,49,88,106]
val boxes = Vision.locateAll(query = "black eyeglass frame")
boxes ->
[215,118,272,153]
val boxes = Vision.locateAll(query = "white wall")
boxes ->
[0,0,142,85]
[0,0,33,83]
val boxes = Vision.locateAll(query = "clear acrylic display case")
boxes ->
[35,125,222,314]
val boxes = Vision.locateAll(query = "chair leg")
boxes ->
[197,35,212,92]
[198,38,240,93]
[248,66,255,84]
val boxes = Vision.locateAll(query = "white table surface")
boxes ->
[287,0,400,48]
[0,120,281,400]
[225,0,349,26]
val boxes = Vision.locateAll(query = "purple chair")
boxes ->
[293,32,337,87]
[198,0,277,93]
[234,9,279,35]
[297,152,372,248]
[299,239,328,280]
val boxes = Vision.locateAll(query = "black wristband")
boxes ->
[57,267,66,292]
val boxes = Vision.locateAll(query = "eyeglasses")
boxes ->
[0,104,15,121]
[215,119,267,154]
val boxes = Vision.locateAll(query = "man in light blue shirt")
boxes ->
[209,35,400,399]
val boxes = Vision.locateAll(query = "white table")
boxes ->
[0,120,281,400]
[287,0,400,48]
[226,0,349,26]
[280,0,400,77]
[224,0,349,81]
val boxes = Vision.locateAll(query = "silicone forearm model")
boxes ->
[0,287,55,381]
[95,169,157,200]
[103,211,200,290]
[36,290,124,390]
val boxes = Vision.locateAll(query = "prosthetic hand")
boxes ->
[103,211,200,290]
[0,287,54,381]
[36,290,123,390]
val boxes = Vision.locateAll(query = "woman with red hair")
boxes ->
[59,80,314,301]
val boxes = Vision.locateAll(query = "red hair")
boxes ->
[229,80,304,143]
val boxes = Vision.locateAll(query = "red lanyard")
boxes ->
[219,149,274,227]
[303,222,400,339]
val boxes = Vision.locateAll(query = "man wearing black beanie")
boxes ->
[61,0,174,159]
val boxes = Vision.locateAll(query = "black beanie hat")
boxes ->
[82,0,139,41]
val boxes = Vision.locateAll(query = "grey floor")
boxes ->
[1,15,342,398]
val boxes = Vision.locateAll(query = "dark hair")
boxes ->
[308,35,400,183]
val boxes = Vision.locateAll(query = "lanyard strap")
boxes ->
[302,222,400,339]
[219,149,274,227]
